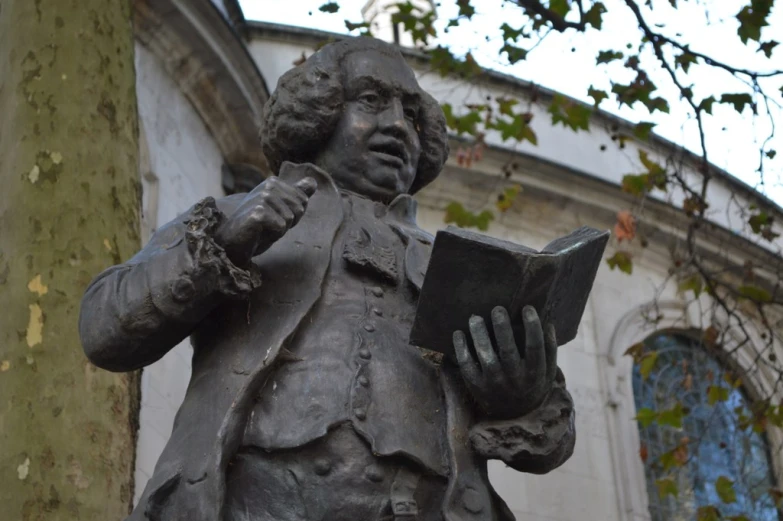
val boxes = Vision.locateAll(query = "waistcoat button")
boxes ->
[313,457,331,476]
[359,348,371,359]
[354,408,367,420]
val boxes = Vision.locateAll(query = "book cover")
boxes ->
[409,226,610,359]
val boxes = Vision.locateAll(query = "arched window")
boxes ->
[632,332,780,520]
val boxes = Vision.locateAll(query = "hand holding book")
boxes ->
[453,304,558,419]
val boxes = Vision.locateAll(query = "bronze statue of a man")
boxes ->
[80,38,575,521]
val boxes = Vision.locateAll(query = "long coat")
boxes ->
[79,162,576,521]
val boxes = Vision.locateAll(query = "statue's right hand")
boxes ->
[215,175,317,266]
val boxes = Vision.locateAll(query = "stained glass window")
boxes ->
[632,332,781,521]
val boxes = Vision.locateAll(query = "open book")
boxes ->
[409,225,610,359]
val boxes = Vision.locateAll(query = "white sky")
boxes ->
[239,0,783,204]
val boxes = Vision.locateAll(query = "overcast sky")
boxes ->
[239,0,783,204]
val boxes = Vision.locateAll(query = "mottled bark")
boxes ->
[0,0,141,519]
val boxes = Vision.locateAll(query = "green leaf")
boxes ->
[674,51,698,73]
[624,342,644,363]
[584,2,606,29]
[737,0,773,44]
[677,275,703,297]
[588,86,608,106]
[345,20,372,33]
[429,46,481,78]
[635,407,657,428]
[720,93,755,113]
[707,385,730,405]
[318,1,339,13]
[749,211,773,233]
[496,185,522,212]
[596,50,624,64]
[699,96,716,114]
[633,121,656,140]
[501,43,528,64]
[656,477,679,499]
[549,0,570,18]
[738,285,772,303]
[494,98,517,117]
[441,103,482,136]
[658,402,686,428]
[697,506,721,521]
[639,351,659,381]
[500,23,524,41]
[444,202,494,231]
[612,73,669,113]
[639,150,667,188]
[548,94,591,132]
[728,516,751,521]
[759,40,779,57]
[766,149,777,159]
[621,174,648,196]
[456,0,476,19]
[716,476,737,504]
[489,111,537,145]
[606,251,633,274]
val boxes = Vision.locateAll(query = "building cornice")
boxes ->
[134,0,270,173]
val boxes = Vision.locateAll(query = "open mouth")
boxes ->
[369,141,407,166]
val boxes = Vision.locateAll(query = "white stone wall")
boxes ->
[133,43,226,504]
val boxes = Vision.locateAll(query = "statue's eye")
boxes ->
[359,92,380,107]
[404,106,418,121]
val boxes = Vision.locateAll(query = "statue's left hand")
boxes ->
[453,305,558,419]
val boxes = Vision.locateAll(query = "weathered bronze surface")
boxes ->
[80,38,577,521]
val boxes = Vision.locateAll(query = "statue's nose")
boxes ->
[378,99,407,137]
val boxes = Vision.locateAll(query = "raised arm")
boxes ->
[79,173,317,372]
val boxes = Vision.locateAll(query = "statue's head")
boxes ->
[261,38,449,203]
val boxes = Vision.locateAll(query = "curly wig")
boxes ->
[260,38,449,194]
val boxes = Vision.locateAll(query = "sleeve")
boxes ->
[468,369,575,475]
[79,196,261,372]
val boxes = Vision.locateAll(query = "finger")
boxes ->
[469,315,501,376]
[252,205,287,236]
[545,322,558,384]
[263,194,295,227]
[453,330,481,386]
[522,306,546,382]
[294,177,317,198]
[491,306,523,378]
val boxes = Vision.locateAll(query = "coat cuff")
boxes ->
[468,370,575,475]
[148,197,261,322]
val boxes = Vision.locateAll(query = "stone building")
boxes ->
[129,1,783,519]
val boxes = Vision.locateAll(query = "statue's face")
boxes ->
[314,50,422,202]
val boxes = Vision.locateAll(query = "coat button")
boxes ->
[357,375,369,387]
[363,323,376,332]
[359,348,371,360]
[370,286,383,297]
[365,464,384,483]
[171,276,195,302]
[462,489,484,514]
[313,458,331,476]
[372,308,383,316]
[354,408,367,420]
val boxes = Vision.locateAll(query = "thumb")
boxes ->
[295,176,318,197]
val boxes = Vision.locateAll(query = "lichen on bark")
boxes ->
[0,1,141,519]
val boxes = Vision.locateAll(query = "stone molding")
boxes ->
[134,0,270,174]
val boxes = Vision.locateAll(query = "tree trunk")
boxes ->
[0,0,141,519]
